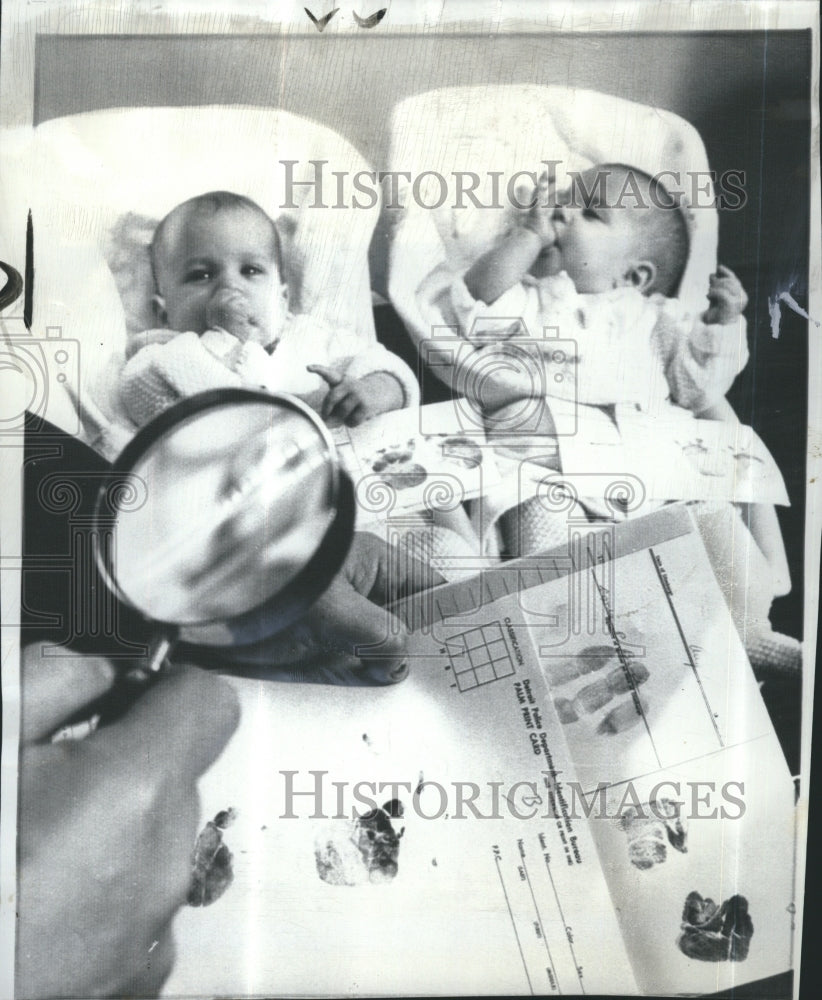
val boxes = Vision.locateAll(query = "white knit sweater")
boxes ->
[120,314,420,428]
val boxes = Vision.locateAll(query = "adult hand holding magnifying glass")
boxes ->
[95,387,439,681]
[17,645,240,998]
[97,389,355,665]
[16,399,441,998]
[218,529,443,683]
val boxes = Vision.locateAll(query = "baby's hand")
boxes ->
[520,172,557,247]
[308,366,405,426]
[702,265,748,325]
[205,292,271,347]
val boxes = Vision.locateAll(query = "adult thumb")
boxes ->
[305,573,410,684]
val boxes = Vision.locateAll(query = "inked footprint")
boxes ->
[617,797,688,870]
[440,436,483,469]
[677,892,753,962]
[188,808,237,907]
[315,799,405,886]
[370,439,427,490]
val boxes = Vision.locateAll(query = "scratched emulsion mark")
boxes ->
[188,808,238,907]
[769,281,820,338]
[315,799,405,885]
[24,210,34,329]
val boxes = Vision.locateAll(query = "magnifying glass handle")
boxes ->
[106,627,178,703]
[52,629,180,740]
[140,629,178,677]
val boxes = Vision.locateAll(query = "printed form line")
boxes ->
[518,842,562,994]
[648,548,724,747]
[494,857,535,995]
[580,731,773,797]
[590,568,661,767]
[541,851,586,993]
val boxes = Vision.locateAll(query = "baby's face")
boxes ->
[154,207,287,345]
[530,167,647,293]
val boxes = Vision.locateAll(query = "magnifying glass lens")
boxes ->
[108,396,339,627]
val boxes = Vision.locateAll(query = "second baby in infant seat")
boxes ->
[417,163,792,672]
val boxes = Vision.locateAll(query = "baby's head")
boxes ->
[532,164,689,297]
[150,191,287,345]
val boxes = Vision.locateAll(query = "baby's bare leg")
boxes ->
[695,398,790,597]
[689,501,800,676]
[690,502,774,628]
[500,496,590,558]
[741,502,791,597]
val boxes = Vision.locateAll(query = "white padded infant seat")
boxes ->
[385,85,718,337]
[1,106,378,451]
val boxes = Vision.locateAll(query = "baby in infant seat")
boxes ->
[120,191,419,428]
[120,191,476,581]
[420,163,794,668]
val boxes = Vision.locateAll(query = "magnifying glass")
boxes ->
[95,388,355,674]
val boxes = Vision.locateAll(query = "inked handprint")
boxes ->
[597,697,649,735]
[549,644,650,734]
